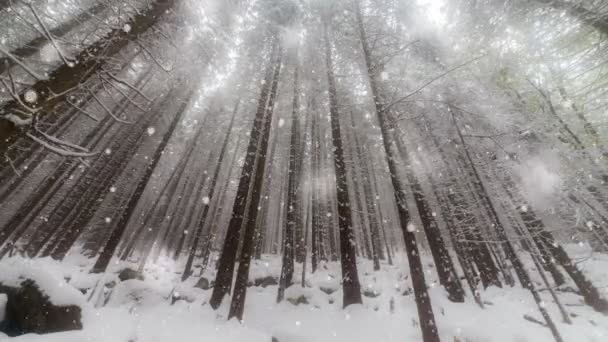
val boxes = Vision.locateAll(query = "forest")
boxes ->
[0,0,607,341]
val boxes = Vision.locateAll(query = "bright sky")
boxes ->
[417,0,447,28]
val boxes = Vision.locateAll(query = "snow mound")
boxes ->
[0,257,84,307]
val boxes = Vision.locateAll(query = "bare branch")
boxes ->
[0,44,47,80]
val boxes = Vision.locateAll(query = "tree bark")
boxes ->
[181,101,239,281]
[209,37,279,310]
[278,56,301,302]
[353,1,438,339]
[90,91,190,273]
[323,22,362,308]
[228,39,283,320]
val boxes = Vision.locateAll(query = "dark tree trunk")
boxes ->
[310,106,321,273]
[209,37,279,310]
[353,1,438,339]
[171,130,223,261]
[323,22,362,308]
[278,57,301,302]
[199,135,244,275]
[294,106,311,263]
[518,204,608,313]
[0,2,109,75]
[181,101,239,281]
[348,111,382,269]
[228,39,282,320]
[0,0,178,156]
[118,113,209,261]
[394,131,464,302]
[90,92,190,273]
[0,51,144,182]
[25,88,166,258]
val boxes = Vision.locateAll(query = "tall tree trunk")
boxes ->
[278,55,301,302]
[393,131,464,302]
[353,1,438,339]
[25,88,165,258]
[0,2,109,75]
[228,39,282,320]
[198,135,244,275]
[323,22,362,307]
[181,101,239,281]
[209,37,279,310]
[348,111,382,269]
[0,0,178,156]
[90,92,190,273]
[310,105,321,273]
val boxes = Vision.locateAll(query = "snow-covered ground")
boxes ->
[1,245,607,342]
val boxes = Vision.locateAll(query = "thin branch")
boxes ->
[0,44,47,80]
[103,70,153,102]
[4,153,21,177]
[382,55,485,113]
[27,2,72,66]
[25,132,99,157]
[89,87,134,124]
[66,97,100,121]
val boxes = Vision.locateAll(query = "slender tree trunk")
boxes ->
[323,22,362,307]
[353,1,438,339]
[228,39,282,320]
[90,92,190,273]
[208,38,279,310]
[181,102,240,280]
[0,0,178,156]
[0,2,109,75]
[278,55,301,302]
[394,132,465,301]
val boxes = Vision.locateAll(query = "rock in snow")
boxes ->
[253,276,278,288]
[118,268,145,282]
[0,279,82,336]
[194,277,213,290]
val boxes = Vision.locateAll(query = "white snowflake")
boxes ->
[123,24,132,33]
[110,186,116,193]
[104,217,112,224]
[407,223,416,232]
[105,148,112,155]
[278,118,285,127]
[202,196,210,205]
[24,89,38,103]
[147,127,156,136]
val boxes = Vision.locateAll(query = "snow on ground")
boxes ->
[1,246,608,342]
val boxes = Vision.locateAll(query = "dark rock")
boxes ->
[253,276,278,288]
[363,289,381,298]
[286,295,309,306]
[118,268,144,282]
[0,280,82,337]
[194,277,213,290]
[320,286,336,295]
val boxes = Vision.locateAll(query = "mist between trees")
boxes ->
[1,1,608,341]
